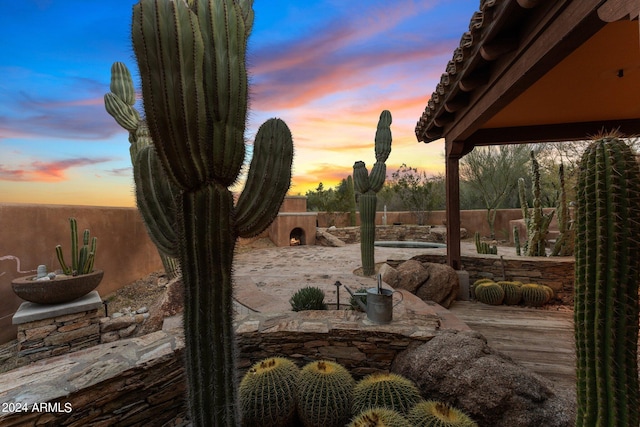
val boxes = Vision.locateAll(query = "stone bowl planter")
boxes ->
[12,270,104,305]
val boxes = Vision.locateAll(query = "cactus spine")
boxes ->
[353,110,392,276]
[104,61,180,277]
[518,151,554,256]
[574,136,640,426]
[297,360,355,427]
[132,1,294,426]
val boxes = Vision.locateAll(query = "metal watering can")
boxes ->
[345,274,403,324]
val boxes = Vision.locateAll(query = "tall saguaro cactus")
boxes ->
[131,1,294,426]
[574,136,640,426]
[353,110,392,276]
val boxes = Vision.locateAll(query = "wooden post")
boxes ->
[445,147,462,270]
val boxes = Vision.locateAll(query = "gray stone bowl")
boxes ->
[12,270,104,305]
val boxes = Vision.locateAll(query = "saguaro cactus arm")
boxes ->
[235,118,294,238]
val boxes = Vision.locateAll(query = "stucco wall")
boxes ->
[0,203,163,344]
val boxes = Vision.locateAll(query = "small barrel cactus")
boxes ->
[497,281,523,305]
[521,283,552,307]
[352,372,422,416]
[290,286,328,311]
[297,360,355,427]
[348,407,411,427]
[407,400,478,427]
[239,357,300,427]
[474,281,504,305]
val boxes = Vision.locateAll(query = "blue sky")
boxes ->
[0,0,477,206]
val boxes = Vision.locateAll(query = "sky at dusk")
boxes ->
[0,0,478,207]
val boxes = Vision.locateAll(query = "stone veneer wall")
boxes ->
[15,307,150,365]
[396,253,575,301]
[0,310,440,426]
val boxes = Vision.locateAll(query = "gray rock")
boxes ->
[416,263,458,308]
[394,260,430,293]
[385,260,458,308]
[391,330,575,427]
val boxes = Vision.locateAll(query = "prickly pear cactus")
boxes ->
[353,110,392,276]
[132,1,294,425]
[574,136,640,427]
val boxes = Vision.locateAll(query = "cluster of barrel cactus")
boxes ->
[239,357,477,427]
[131,0,294,425]
[574,136,640,426]
[473,279,554,307]
[353,110,392,276]
[55,217,97,276]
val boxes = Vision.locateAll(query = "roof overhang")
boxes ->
[415,0,640,156]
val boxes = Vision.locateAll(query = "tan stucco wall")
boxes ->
[0,203,163,344]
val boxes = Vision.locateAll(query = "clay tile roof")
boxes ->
[415,0,543,143]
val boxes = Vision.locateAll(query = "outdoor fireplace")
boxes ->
[268,196,317,247]
[289,227,305,246]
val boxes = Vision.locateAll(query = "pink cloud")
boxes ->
[0,157,113,182]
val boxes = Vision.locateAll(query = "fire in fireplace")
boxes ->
[289,227,305,246]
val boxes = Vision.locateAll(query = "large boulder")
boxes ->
[391,330,575,427]
[315,228,346,247]
[381,260,458,308]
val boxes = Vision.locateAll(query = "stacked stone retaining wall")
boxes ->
[0,310,440,426]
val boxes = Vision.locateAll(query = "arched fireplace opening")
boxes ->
[290,228,306,246]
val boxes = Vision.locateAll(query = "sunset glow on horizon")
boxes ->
[0,0,476,207]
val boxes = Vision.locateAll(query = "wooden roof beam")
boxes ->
[597,0,640,22]
[466,119,640,145]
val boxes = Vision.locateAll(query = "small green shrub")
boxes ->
[290,286,328,311]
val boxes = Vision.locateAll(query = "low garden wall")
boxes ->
[322,225,460,244]
[0,310,440,426]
